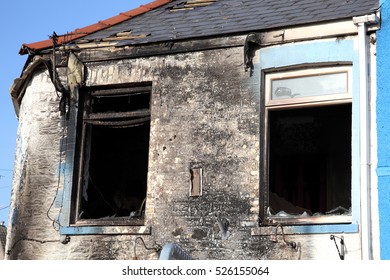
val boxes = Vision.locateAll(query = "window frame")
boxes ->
[260,66,353,226]
[70,83,152,228]
[265,66,353,108]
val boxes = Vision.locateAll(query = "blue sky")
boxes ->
[0,0,151,224]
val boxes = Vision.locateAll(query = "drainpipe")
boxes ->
[353,13,380,260]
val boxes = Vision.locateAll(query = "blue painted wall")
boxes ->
[377,1,390,260]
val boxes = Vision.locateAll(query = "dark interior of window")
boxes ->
[268,104,351,217]
[74,86,151,224]
[80,124,150,219]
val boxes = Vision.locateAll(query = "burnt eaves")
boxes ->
[19,0,174,55]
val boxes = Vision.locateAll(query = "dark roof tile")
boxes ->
[22,0,379,54]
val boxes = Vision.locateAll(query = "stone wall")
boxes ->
[6,44,362,260]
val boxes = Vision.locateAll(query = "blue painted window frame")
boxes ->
[257,38,361,234]
[57,84,153,236]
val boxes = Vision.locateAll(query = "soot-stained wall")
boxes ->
[6,36,366,259]
[6,45,271,260]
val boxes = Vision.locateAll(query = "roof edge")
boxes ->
[19,0,173,55]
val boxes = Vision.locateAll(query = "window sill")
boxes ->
[265,214,352,225]
[74,216,144,227]
[251,223,359,236]
[59,225,151,235]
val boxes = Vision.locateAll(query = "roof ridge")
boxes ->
[19,0,173,55]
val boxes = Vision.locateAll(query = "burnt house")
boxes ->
[6,0,381,259]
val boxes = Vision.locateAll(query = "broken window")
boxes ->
[261,66,353,225]
[72,84,151,226]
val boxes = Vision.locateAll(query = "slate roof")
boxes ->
[19,0,172,54]
[21,0,379,55]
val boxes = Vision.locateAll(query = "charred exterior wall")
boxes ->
[6,42,361,259]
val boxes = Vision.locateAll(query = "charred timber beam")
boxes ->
[87,109,150,120]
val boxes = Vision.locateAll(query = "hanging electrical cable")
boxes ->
[132,237,162,260]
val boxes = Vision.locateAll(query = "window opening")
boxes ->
[73,85,151,225]
[268,104,352,219]
[262,67,352,225]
